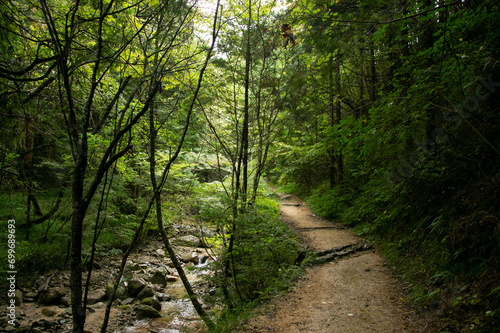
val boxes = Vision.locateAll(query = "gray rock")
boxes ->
[181,253,197,263]
[41,307,58,317]
[106,283,128,300]
[173,235,201,247]
[3,326,15,332]
[166,275,178,282]
[120,298,135,305]
[117,304,133,311]
[140,297,161,311]
[91,302,106,309]
[149,270,167,287]
[156,249,165,256]
[125,262,142,272]
[34,276,46,293]
[134,304,161,320]
[156,293,172,302]
[137,285,155,300]
[38,287,66,305]
[127,278,146,297]
[86,289,107,305]
[60,296,71,307]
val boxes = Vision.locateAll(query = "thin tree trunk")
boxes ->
[335,57,343,183]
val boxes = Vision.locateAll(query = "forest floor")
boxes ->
[236,193,438,333]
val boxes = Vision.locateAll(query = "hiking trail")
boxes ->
[237,193,433,332]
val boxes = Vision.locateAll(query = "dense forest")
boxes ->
[0,0,499,332]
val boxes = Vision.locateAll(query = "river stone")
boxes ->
[87,289,107,305]
[156,293,172,302]
[60,296,71,307]
[91,302,106,309]
[137,285,155,300]
[125,262,142,272]
[120,298,135,305]
[127,278,146,297]
[149,270,167,287]
[117,304,133,311]
[134,304,161,320]
[39,287,66,305]
[166,275,178,282]
[181,253,197,263]
[105,283,128,300]
[34,276,46,293]
[41,307,58,317]
[173,235,201,247]
[140,297,161,311]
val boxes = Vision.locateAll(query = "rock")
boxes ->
[166,275,178,282]
[34,276,46,293]
[92,302,106,309]
[134,304,161,320]
[41,307,58,317]
[156,293,172,302]
[125,262,143,272]
[137,285,155,300]
[106,283,128,300]
[149,270,167,287]
[181,253,197,263]
[120,298,135,305]
[173,235,201,247]
[15,289,23,306]
[127,278,146,297]
[117,304,133,311]
[3,326,15,332]
[156,249,165,256]
[87,289,107,305]
[60,295,71,307]
[140,297,161,311]
[39,287,66,305]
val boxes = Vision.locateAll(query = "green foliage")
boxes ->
[204,191,304,329]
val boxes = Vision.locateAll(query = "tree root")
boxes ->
[311,241,374,265]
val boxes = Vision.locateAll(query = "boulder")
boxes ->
[140,297,161,311]
[137,285,155,300]
[60,296,71,307]
[166,275,178,282]
[134,304,161,320]
[149,270,167,287]
[41,307,58,317]
[38,287,66,305]
[156,293,172,302]
[127,278,146,297]
[125,262,143,272]
[173,235,201,247]
[91,302,106,309]
[105,283,128,300]
[181,253,197,263]
[34,276,46,293]
[120,298,135,306]
[86,289,107,305]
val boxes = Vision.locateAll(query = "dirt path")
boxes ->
[237,193,430,333]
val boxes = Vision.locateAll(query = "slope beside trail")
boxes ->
[237,193,433,333]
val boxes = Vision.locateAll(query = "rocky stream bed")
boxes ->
[1,224,217,333]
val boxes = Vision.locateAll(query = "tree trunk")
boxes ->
[335,57,343,183]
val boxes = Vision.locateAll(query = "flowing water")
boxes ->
[122,260,212,333]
